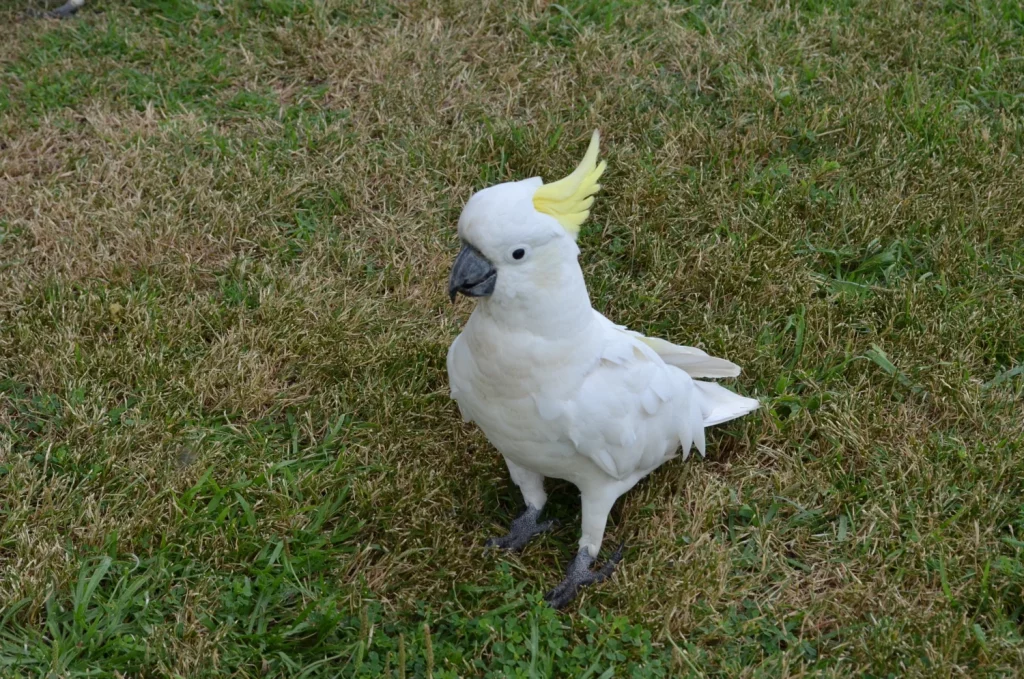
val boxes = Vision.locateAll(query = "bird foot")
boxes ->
[485,506,557,552]
[544,543,624,610]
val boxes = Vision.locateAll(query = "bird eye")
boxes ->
[512,248,526,260]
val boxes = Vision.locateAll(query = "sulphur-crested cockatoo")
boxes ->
[447,131,759,608]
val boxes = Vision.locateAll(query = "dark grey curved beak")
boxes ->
[448,242,497,303]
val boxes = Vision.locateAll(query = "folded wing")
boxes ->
[594,311,742,378]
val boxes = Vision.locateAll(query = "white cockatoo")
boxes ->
[446,131,759,608]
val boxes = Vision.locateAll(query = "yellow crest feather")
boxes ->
[532,130,607,238]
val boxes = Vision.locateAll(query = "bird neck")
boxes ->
[477,257,594,340]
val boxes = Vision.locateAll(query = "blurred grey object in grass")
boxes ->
[49,0,86,18]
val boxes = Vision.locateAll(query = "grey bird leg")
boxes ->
[485,505,557,552]
[49,0,85,18]
[544,543,624,610]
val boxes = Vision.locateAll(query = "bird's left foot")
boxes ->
[544,543,624,610]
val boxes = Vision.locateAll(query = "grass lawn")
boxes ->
[1,0,1023,676]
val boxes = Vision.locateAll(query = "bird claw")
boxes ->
[485,506,557,552]
[544,543,624,610]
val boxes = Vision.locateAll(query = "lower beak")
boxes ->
[448,243,497,303]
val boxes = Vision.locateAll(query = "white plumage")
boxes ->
[446,131,758,606]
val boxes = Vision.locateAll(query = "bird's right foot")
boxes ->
[485,506,557,552]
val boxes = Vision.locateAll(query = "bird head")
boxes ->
[448,131,607,308]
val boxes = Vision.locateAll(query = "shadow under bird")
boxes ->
[446,131,760,609]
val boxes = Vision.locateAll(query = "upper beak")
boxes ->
[448,243,497,303]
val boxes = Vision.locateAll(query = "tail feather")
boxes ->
[694,380,759,426]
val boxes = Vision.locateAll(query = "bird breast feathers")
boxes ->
[449,315,695,481]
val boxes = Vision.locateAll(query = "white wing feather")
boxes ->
[594,311,742,378]
[566,323,704,481]
[565,316,758,481]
